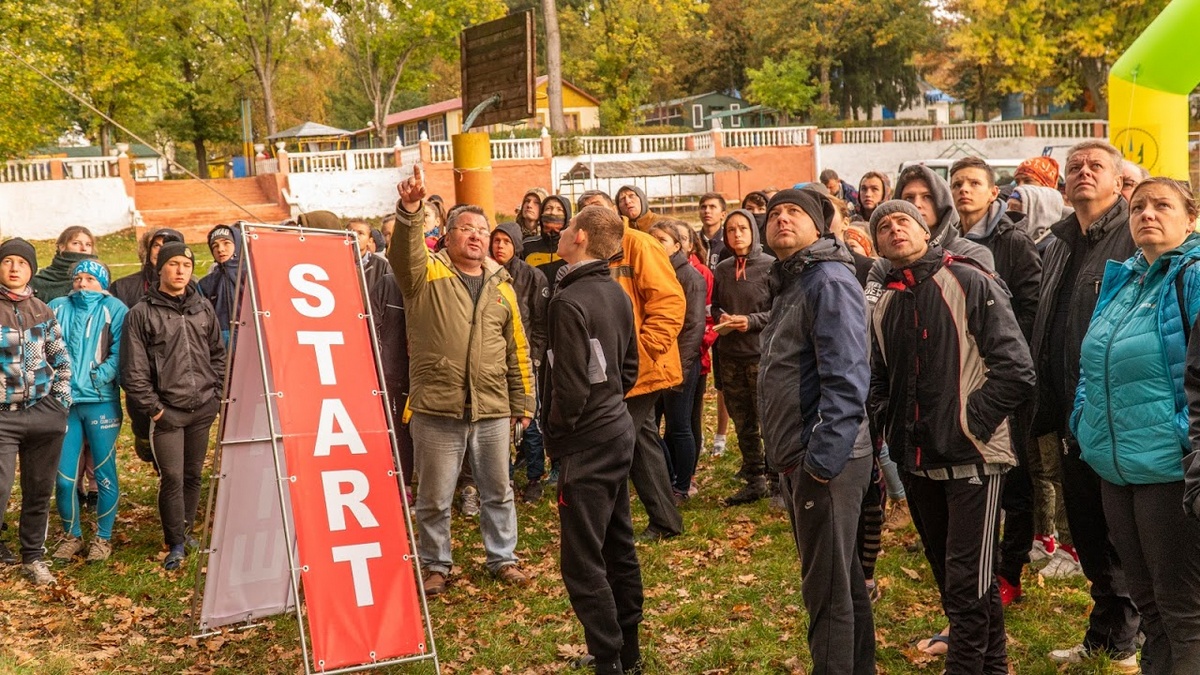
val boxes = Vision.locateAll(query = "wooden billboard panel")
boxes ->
[460,10,536,129]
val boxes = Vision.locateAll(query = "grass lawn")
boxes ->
[0,230,1125,674]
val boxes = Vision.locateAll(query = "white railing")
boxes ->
[893,126,935,142]
[256,158,279,175]
[1,160,51,182]
[942,124,978,141]
[721,127,815,148]
[1036,120,1103,138]
[691,132,713,151]
[638,134,689,153]
[63,158,117,179]
[289,151,345,173]
[841,128,884,144]
[578,136,633,155]
[990,121,1026,138]
[288,148,396,173]
[429,142,452,163]
[491,138,543,161]
[400,145,422,166]
[351,148,394,170]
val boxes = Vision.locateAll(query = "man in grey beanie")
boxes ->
[868,199,1035,673]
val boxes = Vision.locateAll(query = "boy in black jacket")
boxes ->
[543,205,642,674]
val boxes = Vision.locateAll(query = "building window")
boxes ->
[403,123,419,146]
[429,115,446,141]
[566,113,580,131]
[730,103,741,128]
[692,104,704,129]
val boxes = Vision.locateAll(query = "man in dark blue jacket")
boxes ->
[543,205,642,675]
[758,189,873,674]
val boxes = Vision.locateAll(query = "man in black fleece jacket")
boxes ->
[543,205,642,675]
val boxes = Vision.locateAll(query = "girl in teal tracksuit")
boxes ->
[49,260,127,563]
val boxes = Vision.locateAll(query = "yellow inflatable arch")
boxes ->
[1108,0,1200,179]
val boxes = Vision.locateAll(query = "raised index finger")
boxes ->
[412,164,423,184]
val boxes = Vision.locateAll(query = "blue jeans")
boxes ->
[410,413,518,575]
[660,361,700,495]
[515,417,552,482]
[56,401,122,539]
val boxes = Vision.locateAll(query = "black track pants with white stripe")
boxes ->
[902,470,1008,675]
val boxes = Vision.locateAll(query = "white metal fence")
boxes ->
[287,148,396,173]
[490,138,543,161]
[722,127,815,148]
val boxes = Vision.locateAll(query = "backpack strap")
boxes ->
[1176,258,1200,344]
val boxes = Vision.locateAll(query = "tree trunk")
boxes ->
[194,137,209,178]
[542,0,566,133]
[1081,58,1108,117]
[261,71,278,138]
[819,58,832,110]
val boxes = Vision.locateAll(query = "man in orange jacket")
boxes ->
[578,190,686,539]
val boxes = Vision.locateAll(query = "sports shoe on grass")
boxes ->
[52,536,85,561]
[1041,544,1083,579]
[522,480,544,503]
[459,486,480,517]
[724,478,769,506]
[0,539,16,565]
[1029,533,1057,562]
[711,435,727,457]
[86,538,112,563]
[1048,644,1138,674]
[998,576,1023,606]
[22,559,55,586]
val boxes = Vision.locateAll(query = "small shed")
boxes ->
[560,156,750,210]
[267,122,353,153]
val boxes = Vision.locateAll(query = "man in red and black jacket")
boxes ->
[868,200,1035,674]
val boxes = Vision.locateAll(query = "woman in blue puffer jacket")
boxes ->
[1072,177,1200,674]
[47,260,128,564]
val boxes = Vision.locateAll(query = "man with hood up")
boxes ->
[110,227,186,309]
[758,188,874,674]
[515,187,549,239]
[616,185,661,234]
[198,224,243,347]
[950,156,1043,608]
[712,208,777,505]
[522,194,573,291]
[864,164,995,307]
[491,221,553,501]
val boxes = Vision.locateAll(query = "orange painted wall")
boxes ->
[714,145,817,200]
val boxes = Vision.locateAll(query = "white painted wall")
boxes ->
[820,136,1075,187]
[287,167,414,218]
[0,178,132,240]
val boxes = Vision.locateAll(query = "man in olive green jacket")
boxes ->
[388,166,536,596]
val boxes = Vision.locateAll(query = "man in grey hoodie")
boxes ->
[864,164,995,307]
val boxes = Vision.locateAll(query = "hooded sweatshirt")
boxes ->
[32,251,98,302]
[616,185,661,233]
[711,209,775,360]
[110,228,185,309]
[198,225,244,339]
[522,195,573,289]
[493,221,549,366]
[1011,184,1071,249]
[516,187,549,238]
[963,199,1043,340]
[864,165,994,307]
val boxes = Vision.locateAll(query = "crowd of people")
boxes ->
[2,139,1200,674]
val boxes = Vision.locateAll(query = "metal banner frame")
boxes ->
[192,223,439,674]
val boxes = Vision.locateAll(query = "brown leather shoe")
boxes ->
[494,564,530,586]
[422,571,447,596]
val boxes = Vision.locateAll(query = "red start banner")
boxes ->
[246,230,425,670]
